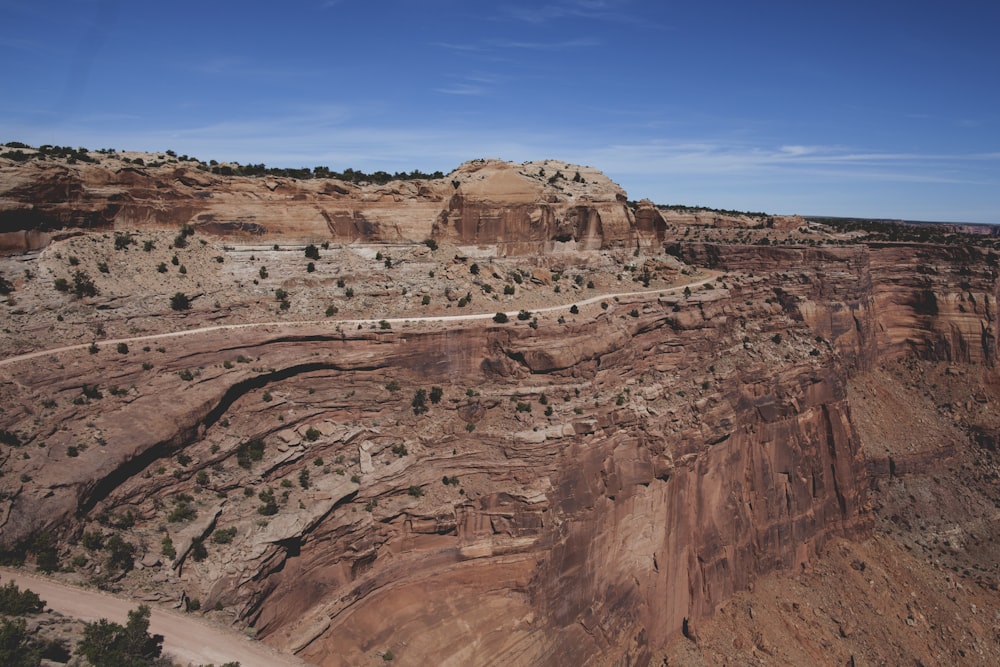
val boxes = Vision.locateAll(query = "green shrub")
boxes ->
[237,438,265,469]
[161,536,176,560]
[167,501,197,523]
[114,231,135,250]
[0,581,45,615]
[257,489,278,515]
[411,389,428,415]
[0,430,23,447]
[81,530,104,551]
[72,271,97,297]
[105,535,135,571]
[190,538,207,562]
[77,605,162,667]
[211,527,237,545]
[170,292,191,310]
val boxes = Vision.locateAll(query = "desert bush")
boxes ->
[170,292,191,310]
[411,389,428,415]
[167,500,197,523]
[77,604,162,666]
[105,535,135,571]
[0,581,45,615]
[72,271,97,297]
[160,536,176,560]
[237,438,265,469]
[211,527,237,545]
[257,489,278,515]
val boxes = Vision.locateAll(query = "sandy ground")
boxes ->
[0,567,311,667]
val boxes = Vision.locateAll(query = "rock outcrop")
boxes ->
[1,157,651,255]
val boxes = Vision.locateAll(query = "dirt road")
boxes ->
[0,567,310,667]
[0,278,716,369]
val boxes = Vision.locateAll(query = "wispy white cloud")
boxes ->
[577,141,1000,188]
[434,84,488,96]
[500,0,625,23]
[492,38,600,50]
[497,0,660,28]
[433,37,598,54]
[431,41,488,53]
[191,57,324,81]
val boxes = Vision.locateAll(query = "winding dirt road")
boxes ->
[0,567,309,667]
[0,278,715,369]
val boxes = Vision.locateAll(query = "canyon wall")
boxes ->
[1,273,871,665]
[4,151,999,664]
[1,158,659,255]
[666,242,999,370]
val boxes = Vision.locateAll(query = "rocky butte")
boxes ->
[0,145,998,666]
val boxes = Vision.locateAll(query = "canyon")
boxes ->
[1,147,998,665]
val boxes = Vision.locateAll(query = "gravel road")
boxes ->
[0,567,310,667]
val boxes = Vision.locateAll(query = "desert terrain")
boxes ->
[1,145,998,665]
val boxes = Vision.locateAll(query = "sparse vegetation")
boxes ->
[257,488,279,515]
[237,438,266,468]
[0,581,45,615]
[170,292,191,310]
[77,605,162,667]
[411,389,428,415]
[211,527,237,545]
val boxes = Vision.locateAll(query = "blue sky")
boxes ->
[3,1,999,222]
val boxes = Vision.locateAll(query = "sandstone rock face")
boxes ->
[0,275,869,665]
[667,242,999,369]
[1,157,649,255]
[3,150,1000,665]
